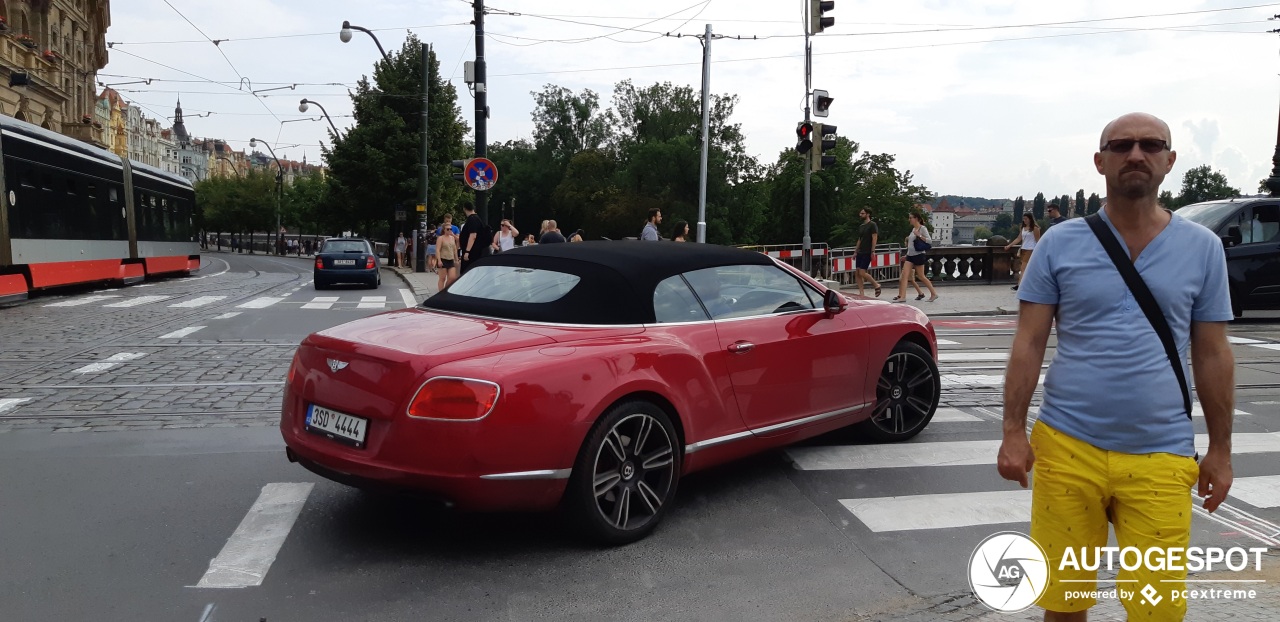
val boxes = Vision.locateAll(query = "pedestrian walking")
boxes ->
[1004,213,1041,290]
[436,224,459,292]
[640,208,662,241]
[394,232,407,268]
[538,219,566,244]
[458,203,491,274]
[854,208,882,297]
[893,212,938,302]
[1047,202,1067,227]
[672,221,690,242]
[492,219,519,253]
[996,112,1235,622]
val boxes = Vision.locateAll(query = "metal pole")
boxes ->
[697,24,711,244]
[474,0,488,224]
[418,42,431,271]
[802,27,812,274]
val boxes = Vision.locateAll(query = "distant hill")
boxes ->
[931,195,1011,211]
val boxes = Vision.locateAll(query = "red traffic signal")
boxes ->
[796,122,814,154]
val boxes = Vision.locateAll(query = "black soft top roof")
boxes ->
[422,240,775,324]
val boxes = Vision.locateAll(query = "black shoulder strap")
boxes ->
[1085,213,1192,421]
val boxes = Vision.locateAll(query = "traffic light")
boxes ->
[810,1,834,34]
[811,123,837,171]
[795,121,814,155]
[813,89,833,118]
[451,158,470,184]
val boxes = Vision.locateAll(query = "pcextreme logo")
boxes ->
[968,531,1050,612]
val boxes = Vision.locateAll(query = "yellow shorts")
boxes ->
[1030,422,1199,620]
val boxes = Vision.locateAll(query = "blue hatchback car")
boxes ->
[314,238,381,290]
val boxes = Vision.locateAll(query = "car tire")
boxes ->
[566,400,682,545]
[856,340,940,443]
[314,279,327,290]
[1231,285,1243,319]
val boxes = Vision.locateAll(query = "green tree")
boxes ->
[994,213,1013,237]
[1087,193,1102,215]
[322,34,469,242]
[1013,196,1025,227]
[1059,195,1071,216]
[1158,190,1178,210]
[1074,189,1086,218]
[195,171,278,246]
[1032,192,1046,221]
[531,85,615,166]
[282,172,329,235]
[1176,164,1239,208]
[974,226,993,241]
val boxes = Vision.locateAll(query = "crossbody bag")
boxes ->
[1084,213,1193,426]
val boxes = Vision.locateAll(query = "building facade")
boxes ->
[0,0,110,144]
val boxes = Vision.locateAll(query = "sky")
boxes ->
[102,0,1280,201]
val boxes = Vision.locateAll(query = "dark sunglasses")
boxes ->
[1101,139,1169,154]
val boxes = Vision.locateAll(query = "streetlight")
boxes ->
[250,137,285,255]
[340,19,431,272]
[215,156,241,178]
[299,98,339,134]
[340,20,390,61]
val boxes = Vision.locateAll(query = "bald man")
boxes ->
[997,113,1235,621]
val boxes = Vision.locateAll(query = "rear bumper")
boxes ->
[313,267,379,284]
[282,431,569,511]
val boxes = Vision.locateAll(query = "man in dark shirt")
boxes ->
[1047,203,1067,227]
[854,208,882,297]
[539,219,567,244]
[458,204,490,274]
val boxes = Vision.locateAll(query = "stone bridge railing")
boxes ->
[918,245,1020,285]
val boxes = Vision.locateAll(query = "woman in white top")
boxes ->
[1004,213,1041,291]
[492,219,519,253]
[894,212,939,303]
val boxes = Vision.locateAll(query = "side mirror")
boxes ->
[823,289,847,315]
[1224,225,1242,248]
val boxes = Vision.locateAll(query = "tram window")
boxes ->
[109,187,117,202]
[66,178,77,195]
[40,174,52,192]
[87,184,96,199]
[19,168,34,188]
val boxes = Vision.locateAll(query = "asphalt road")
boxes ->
[1,252,1278,621]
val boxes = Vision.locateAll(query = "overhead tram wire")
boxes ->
[162,0,279,123]
[484,0,711,44]
[107,22,471,47]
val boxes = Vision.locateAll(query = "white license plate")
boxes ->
[306,404,368,448]
[334,259,357,266]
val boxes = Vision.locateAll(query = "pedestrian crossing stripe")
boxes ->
[786,433,1280,472]
[939,352,1009,362]
[931,407,984,423]
[237,297,284,309]
[841,490,1033,533]
[44,294,120,307]
[357,296,386,309]
[1228,476,1280,509]
[104,295,172,308]
[169,296,227,308]
[302,297,339,310]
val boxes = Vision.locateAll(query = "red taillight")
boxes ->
[365,256,376,269]
[315,257,324,269]
[406,378,500,421]
[286,353,300,385]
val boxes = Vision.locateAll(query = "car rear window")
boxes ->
[446,265,581,303]
[323,241,370,253]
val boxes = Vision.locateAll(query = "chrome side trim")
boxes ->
[684,401,873,455]
[479,468,572,480]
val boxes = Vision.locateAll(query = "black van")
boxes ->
[1179,198,1280,317]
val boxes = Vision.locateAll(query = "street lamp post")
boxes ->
[340,20,432,272]
[250,138,285,256]
[215,156,241,178]
[299,99,339,134]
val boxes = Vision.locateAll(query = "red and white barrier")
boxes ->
[830,252,901,274]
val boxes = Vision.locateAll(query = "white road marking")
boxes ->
[935,339,961,346]
[237,297,284,309]
[1253,344,1280,351]
[133,283,155,288]
[931,407,984,423]
[841,490,1033,532]
[160,326,206,339]
[104,295,172,308]
[211,312,241,320]
[1190,403,1250,418]
[939,351,1009,362]
[400,288,416,308]
[44,295,119,307]
[357,296,386,309]
[941,374,1043,388]
[72,352,146,374]
[301,296,339,310]
[1228,476,1280,509]
[1228,336,1265,345]
[195,482,314,588]
[169,296,226,308]
[787,433,1280,471]
[0,398,32,415]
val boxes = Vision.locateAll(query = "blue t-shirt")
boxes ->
[1017,210,1233,456]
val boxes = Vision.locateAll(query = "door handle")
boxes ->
[727,341,755,354]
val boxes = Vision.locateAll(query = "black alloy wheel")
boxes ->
[567,400,681,545]
[857,340,940,442]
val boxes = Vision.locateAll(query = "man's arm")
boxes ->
[997,301,1057,487]
[1192,320,1235,512]
[871,232,878,249]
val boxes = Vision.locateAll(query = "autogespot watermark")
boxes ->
[968,532,1269,612]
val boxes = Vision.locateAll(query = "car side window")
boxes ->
[684,264,817,321]
[653,275,709,323]
[1248,205,1279,244]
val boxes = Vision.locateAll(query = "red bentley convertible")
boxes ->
[281,241,940,543]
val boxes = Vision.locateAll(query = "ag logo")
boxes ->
[969,531,1049,612]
